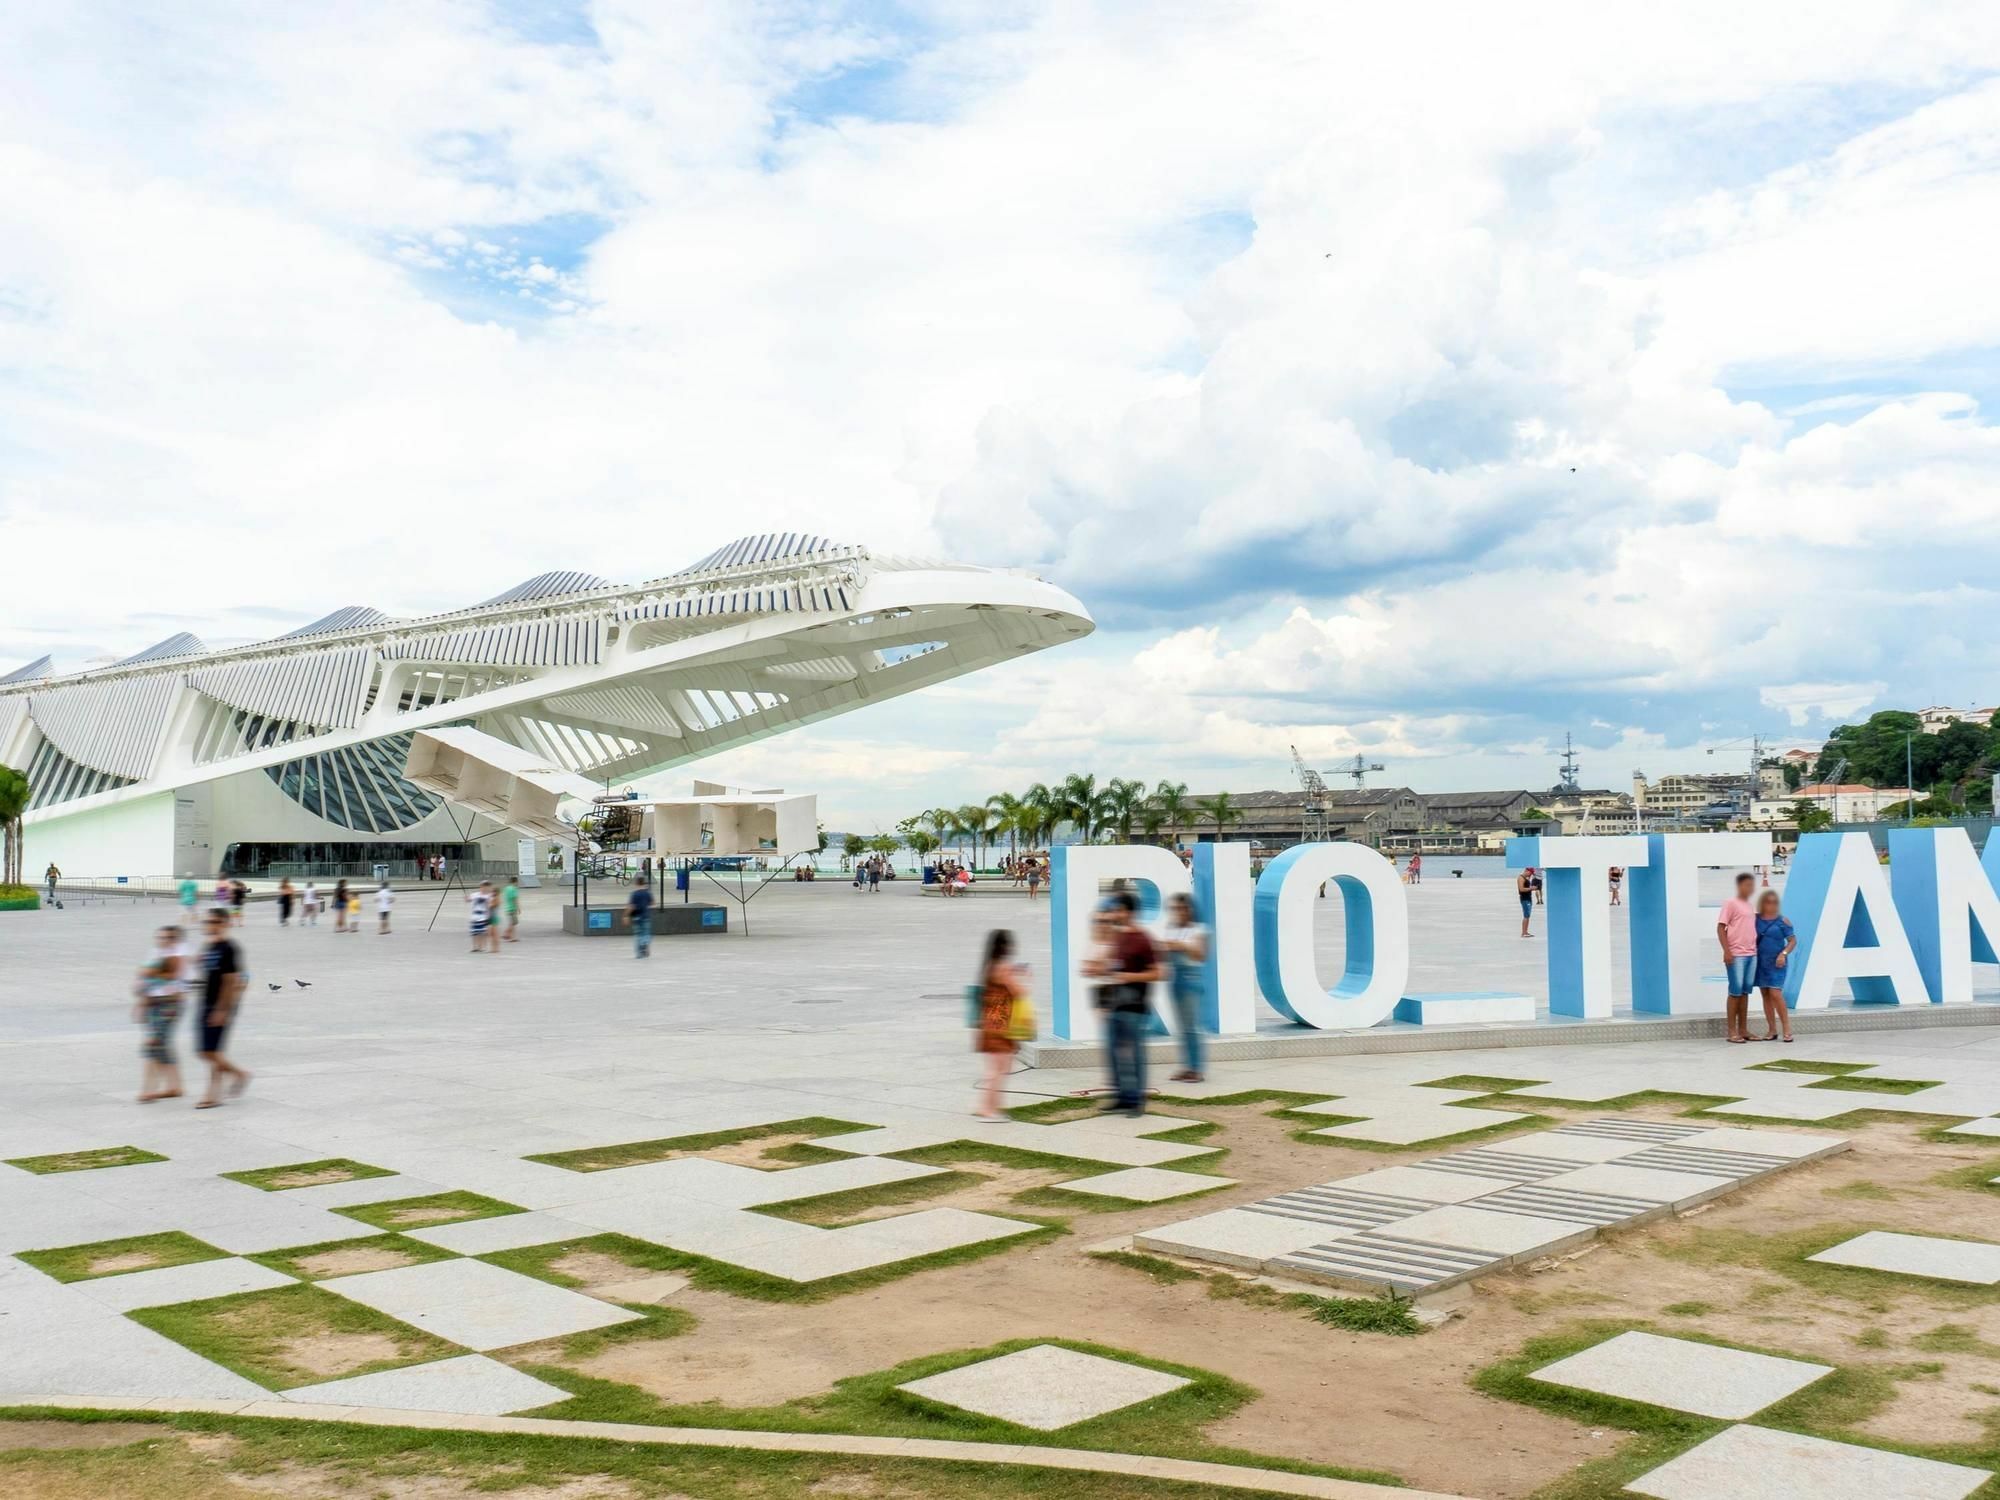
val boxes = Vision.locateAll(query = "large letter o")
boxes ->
[1253,843,1408,1029]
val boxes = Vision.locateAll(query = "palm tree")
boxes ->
[0,764,26,889]
[922,806,955,853]
[955,804,994,868]
[1060,772,1110,843]
[1198,791,1242,842]
[1153,780,1190,848]
[1104,777,1147,842]
[1022,782,1058,848]
[987,791,1028,862]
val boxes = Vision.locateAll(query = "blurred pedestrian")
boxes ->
[133,925,185,1103]
[1516,867,1536,939]
[501,875,520,942]
[375,879,394,935]
[466,881,492,953]
[276,878,295,927]
[1086,891,1161,1117]
[195,908,249,1108]
[332,879,350,934]
[1161,892,1210,1084]
[302,880,321,926]
[1719,871,1758,1044]
[230,879,248,926]
[627,874,653,958]
[974,928,1029,1120]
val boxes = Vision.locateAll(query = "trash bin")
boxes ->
[675,865,689,892]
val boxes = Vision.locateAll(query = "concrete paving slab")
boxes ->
[1477,1132,1652,1164]
[1532,1162,1738,1207]
[896,1344,1190,1430]
[1132,1209,1344,1270]
[1377,1204,1597,1259]
[282,1354,569,1415]
[1331,1166,1527,1204]
[1809,1231,2000,1285]
[1669,1127,1848,1161]
[1531,1330,1831,1419]
[70,1256,297,1312]
[1307,1108,1528,1146]
[1627,1422,1990,1500]
[1053,1168,1234,1202]
[319,1259,640,1349]
[401,1212,593,1254]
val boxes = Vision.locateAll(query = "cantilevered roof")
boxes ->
[276,605,392,640]
[676,533,842,575]
[116,632,207,665]
[0,655,52,686]
[477,571,612,607]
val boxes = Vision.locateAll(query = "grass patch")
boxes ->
[1417,1073,1548,1092]
[1916,1323,2000,1359]
[1930,1155,2000,1199]
[220,1158,393,1192]
[525,1116,874,1173]
[1659,1223,2000,1308]
[1300,1293,1423,1335]
[0,1405,1359,1500]
[17,1232,225,1283]
[1661,1300,1714,1317]
[248,1232,459,1281]
[1145,1089,1333,1109]
[893,1139,1221,1177]
[486,1222,1063,1306]
[1805,1074,1942,1095]
[1824,1181,1899,1201]
[334,1190,523,1230]
[1747,1058,1872,1076]
[1275,1106,1552,1153]
[1089,1249,1205,1285]
[752,1171,981,1226]
[128,1284,456,1389]
[3,1146,165,1175]
[499,1335,1402,1486]
[1005,1097,1101,1123]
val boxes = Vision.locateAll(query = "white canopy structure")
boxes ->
[616,782,818,859]
[402,727,601,841]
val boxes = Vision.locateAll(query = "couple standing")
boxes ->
[1084,890,1210,1116]
[1720,871,1797,1044]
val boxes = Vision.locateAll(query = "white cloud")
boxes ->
[6,2,2000,826]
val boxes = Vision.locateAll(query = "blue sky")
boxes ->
[4,2,2000,824]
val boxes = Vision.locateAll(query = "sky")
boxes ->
[5,1,2000,831]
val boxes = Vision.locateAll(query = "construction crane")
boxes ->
[1706,732,1771,816]
[1291,745,1330,842]
[1338,753,1385,789]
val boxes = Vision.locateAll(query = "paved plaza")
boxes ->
[5,876,2000,1497]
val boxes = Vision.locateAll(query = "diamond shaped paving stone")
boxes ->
[1133,1208,1355,1270]
[1531,1330,1831,1419]
[281,1353,569,1415]
[1809,1231,2000,1285]
[319,1259,639,1350]
[896,1344,1190,1430]
[1627,1422,1990,1500]
[1054,1168,1234,1202]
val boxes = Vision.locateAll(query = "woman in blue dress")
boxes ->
[1753,889,1796,1042]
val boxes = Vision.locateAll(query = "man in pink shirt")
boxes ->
[1718,871,1760,1044]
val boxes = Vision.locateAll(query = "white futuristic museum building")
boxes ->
[0,535,1093,878]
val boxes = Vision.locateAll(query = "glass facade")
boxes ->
[24,737,135,810]
[264,730,440,833]
[218,841,478,878]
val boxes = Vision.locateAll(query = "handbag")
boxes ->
[1006,992,1037,1041]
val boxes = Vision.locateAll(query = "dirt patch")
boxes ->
[380,1205,475,1226]
[233,1472,644,1500]
[549,1250,652,1289]
[268,1330,408,1379]
[292,1244,422,1278]
[548,1102,2000,1499]
[262,1167,358,1190]
[566,1132,835,1173]
[85,1250,167,1276]
[0,1421,173,1451]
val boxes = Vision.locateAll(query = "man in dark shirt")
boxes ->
[196,908,250,1108]
[626,876,654,958]
[1087,891,1163,1116]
